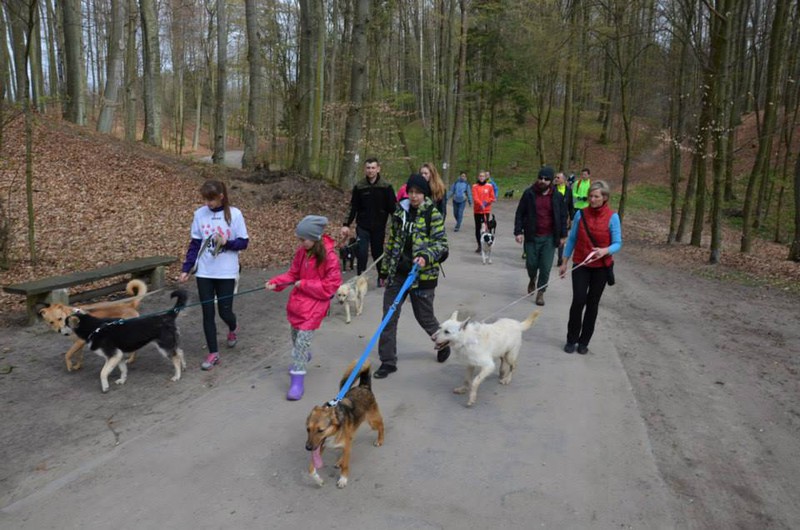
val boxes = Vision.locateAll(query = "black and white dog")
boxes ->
[339,237,357,271]
[480,214,497,265]
[66,290,188,393]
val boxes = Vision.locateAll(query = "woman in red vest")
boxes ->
[558,180,622,355]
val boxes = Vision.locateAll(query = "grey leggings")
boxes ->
[290,328,315,373]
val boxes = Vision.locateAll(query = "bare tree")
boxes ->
[140,0,162,146]
[338,0,370,188]
[61,0,85,124]
[97,0,125,133]
[211,0,226,164]
[242,0,265,169]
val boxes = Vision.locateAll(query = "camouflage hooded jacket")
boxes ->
[380,197,448,287]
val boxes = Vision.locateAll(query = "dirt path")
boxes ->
[0,200,798,528]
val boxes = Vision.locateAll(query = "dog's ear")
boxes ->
[36,303,49,317]
[460,317,471,331]
[449,310,459,321]
[66,315,80,329]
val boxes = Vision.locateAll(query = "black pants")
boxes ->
[474,213,488,247]
[378,278,439,367]
[356,225,386,277]
[566,265,609,347]
[196,277,237,353]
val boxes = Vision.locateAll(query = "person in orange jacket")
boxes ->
[471,171,496,253]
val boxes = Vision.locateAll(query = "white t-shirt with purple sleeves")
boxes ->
[190,205,248,279]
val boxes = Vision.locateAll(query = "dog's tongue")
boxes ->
[311,447,323,469]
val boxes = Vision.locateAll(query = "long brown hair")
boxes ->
[421,162,446,202]
[200,180,232,225]
[308,240,327,269]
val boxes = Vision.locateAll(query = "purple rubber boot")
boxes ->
[287,371,305,401]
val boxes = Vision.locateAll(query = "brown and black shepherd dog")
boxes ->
[305,360,384,488]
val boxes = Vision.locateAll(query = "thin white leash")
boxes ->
[357,252,384,278]
[479,251,601,323]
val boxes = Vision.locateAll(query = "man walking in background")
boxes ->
[514,166,568,306]
[341,158,397,286]
[572,167,592,212]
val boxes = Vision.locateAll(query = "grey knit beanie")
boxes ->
[296,215,328,241]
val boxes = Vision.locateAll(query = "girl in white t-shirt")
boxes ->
[180,180,249,370]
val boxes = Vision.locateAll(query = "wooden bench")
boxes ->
[3,255,177,325]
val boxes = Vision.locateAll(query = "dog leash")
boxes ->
[478,252,599,323]
[327,264,419,407]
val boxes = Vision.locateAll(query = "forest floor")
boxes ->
[0,115,798,527]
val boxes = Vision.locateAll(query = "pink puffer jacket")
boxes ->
[268,234,342,330]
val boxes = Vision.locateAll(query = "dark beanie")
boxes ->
[538,166,555,180]
[406,173,431,197]
[296,215,328,241]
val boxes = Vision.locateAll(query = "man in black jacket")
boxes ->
[513,166,568,306]
[341,158,397,284]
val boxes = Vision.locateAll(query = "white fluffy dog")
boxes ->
[432,309,541,406]
[336,275,368,324]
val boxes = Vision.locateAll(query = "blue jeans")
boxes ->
[452,200,467,230]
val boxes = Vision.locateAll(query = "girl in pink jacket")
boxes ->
[265,215,342,400]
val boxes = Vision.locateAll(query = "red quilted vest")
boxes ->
[574,204,614,268]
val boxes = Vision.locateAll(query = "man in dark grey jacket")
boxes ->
[513,166,568,306]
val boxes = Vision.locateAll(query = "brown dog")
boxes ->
[38,279,147,371]
[305,360,384,488]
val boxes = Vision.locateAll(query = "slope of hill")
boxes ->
[0,115,347,321]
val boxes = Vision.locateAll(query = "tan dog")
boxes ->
[432,309,541,406]
[305,360,384,488]
[335,275,368,324]
[38,279,147,371]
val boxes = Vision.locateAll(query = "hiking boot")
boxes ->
[373,364,397,379]
[576,344,589,355]
[226,327,238,348]
[436,346,451,363]
[563,343,576,354]
[535,291,545,306]
[201,352,220,370]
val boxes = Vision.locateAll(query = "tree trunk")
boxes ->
[123,0,137,141]
[61,0,85,124]
[97,0,125,134]
[140,0,162,146]
[212,0,226,163]
[789,150,800,261]
[741,0,789,252]
[338,0,370,188]
[709,0,735,265]
[242,0,265,169]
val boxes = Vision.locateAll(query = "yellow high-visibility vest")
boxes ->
[573,179,591,209]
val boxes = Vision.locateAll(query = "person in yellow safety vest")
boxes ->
[572,168,592,211]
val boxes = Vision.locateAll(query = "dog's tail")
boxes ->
[520,309,542,331]
[339,359,372,392]
[126,279,148,309]
[170,289,188,313]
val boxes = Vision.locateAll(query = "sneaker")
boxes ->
[563,343,576,354]
[535,291,545,306]
[377,278,386,288]
[201,352,220,370]
[373,364,397,379]
[226,327,238,348]
[576,344,589,355]
[436,346,451,363]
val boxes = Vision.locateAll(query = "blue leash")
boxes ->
[329,264,419,406]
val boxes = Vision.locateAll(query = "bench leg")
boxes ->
[25,289,69,325]
[149,266,166,289]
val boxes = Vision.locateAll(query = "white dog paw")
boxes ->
[311,471,324,486]
[171,375,181,382]
[453,386,467,394]
[115,378,126,386]
[337,476,348,488]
